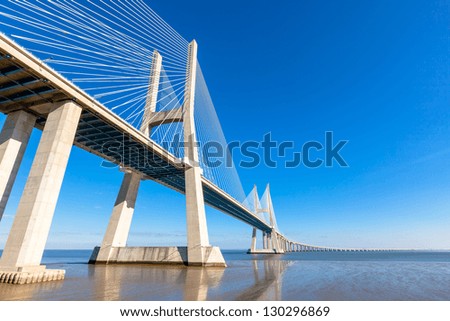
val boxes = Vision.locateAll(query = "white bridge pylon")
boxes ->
[245,184,357,254]
[245,184,283,254]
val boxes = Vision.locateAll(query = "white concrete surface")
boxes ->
[0,110,36,220]
[0,101,82,274]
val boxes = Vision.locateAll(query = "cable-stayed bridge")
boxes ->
[0,1,364,285]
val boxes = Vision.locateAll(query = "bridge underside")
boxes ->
[0,49,271,233]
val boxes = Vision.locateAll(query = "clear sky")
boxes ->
[1,0,449,250]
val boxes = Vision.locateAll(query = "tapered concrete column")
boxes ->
[93,171,141,263]
[0,110,36,221]
[263,232,267,249]
[0,101,81,283]
[267,233,272,250]
[271,229,281,253]
[183,40,225,267]
[249,186,258,252]
[250,227,257,252]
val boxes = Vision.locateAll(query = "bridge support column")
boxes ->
[90,171,141,263]
[250,227,257,252]
[0,101,81,284]
[271,230,283,253]
[0,110,36,221]
[183,41,225,267]
[268,233,272,250]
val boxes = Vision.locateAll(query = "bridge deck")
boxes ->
[0,33,271,233]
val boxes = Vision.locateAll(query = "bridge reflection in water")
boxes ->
[0,258,293,301]
[90,259,292,301]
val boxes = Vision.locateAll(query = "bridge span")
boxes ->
[0,5,377,286]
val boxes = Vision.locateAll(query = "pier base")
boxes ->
[0,267,64,285]
[89,246,226,267]
[247,249,285,254]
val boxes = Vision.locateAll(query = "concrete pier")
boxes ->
[0,101,81,284]
[0,110,36,221]
[90,43,225,267]
[94,171,141,263]
[250,227,257,252]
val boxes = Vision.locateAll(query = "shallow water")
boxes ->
[1,250,450,300]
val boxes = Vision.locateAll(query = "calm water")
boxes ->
[1,250,450,300]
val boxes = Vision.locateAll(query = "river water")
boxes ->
[0,250,449,300]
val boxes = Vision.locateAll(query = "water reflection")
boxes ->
[0,257,293,300]
[183,267,226,300]
[235,259,292,300]
[2,250,449,300]
[0,278,64,301]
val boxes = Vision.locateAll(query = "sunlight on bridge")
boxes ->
[0,0,247,204]
[0,0,379,285]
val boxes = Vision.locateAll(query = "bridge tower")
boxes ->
[247,184,284,254]
[89,41,226,267]
[89,50,162,264]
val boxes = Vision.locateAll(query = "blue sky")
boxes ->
[1,0,449,250]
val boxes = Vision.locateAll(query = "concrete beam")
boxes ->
[147,108,183,128]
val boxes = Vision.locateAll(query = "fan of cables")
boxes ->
[0,0,247,203]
